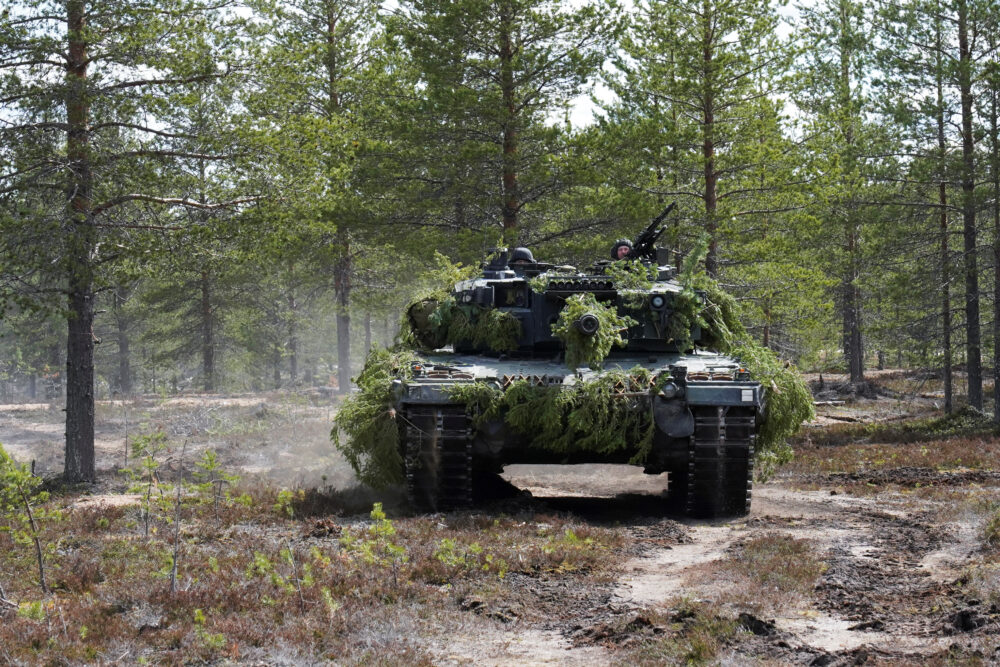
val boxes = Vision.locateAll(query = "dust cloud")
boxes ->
[0,393,362,493]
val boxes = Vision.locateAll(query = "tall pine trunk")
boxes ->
[288,275,298,385]
[335,238,351,393]
[201,270,215,392]
[288,318,298,385]
[117,330,131,396]
[364,311,372,357]
[47,342,61,400]
[701,0,718,277]
[936,18,953,414]
[500,0,518,235]
[327,3,352,394]
[838,0,863,385]
[113,289,132,396]
[958,0,982,409]
[991,65,1000,422]
[64,0,96,483]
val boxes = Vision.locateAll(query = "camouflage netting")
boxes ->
[678,275,814,471]
[335,255,813,488]
[448,368,665,464]
[728,335,814,473]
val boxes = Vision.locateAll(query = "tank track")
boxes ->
[402,404,473,512]
[400,402,754,517]
[686,406,755,518]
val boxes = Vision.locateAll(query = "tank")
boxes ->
[387,205,764,518]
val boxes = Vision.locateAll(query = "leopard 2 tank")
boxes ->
[391,204,764,518]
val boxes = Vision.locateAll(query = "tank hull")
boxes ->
[393,350,762,518]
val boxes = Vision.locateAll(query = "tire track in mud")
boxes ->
[612,485,976,662]
[813,508,949,635]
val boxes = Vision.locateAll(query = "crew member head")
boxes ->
[611,239,633,261]
[510,247,535,265]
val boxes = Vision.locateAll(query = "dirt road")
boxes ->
[433,464,998,665]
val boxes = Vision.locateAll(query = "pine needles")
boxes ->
[728,338,814,474]
[448,369,657,463]
[678,271,814,471]
[551,293,636,370]
[339,248,813,489]
[406,297,522,352]
[331,348,418,489]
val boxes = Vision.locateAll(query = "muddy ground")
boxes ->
[2,374,1000,665]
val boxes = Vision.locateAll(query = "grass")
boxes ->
[794,406,999,449]
[985,507,1000,550]
[696,533,825,616]
[6,379,1000,663]
[787,431,1000,478]
[617,600,741,666]
[959,560,1000,606]
[0,475,625,664]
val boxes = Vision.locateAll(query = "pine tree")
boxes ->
[246,0,385,392]
[0,1,254,481]
[611,0,790,277]
[795,0,877,385]
[386,0,620,244]
[874,0,999,407]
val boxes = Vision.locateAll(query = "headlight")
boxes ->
[650,294,666,310]
[658,381,680,399]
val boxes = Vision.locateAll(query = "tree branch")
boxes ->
[93,195,261,216]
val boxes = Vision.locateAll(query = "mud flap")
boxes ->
[653,396,694,438]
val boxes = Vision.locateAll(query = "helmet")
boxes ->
[510,247,535,264]
[611,239,633,260]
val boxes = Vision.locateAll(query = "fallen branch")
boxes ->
[814,401,846,406]
[0,580,14,609]
[825,415,862,423]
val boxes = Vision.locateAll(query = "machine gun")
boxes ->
[630,201,677,261]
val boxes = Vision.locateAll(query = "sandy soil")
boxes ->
[471,465,995,665]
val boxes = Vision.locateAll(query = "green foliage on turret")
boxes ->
[700,279,813,470]
[602,260,658,288]
[728,338,815,473]
[406,297,522,353]
[337,245,812,488]
[551,293,637,370]
[332,348,418,489]
[400,253,522,353]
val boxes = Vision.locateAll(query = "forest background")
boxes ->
[2,0,999,483]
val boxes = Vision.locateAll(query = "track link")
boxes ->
[403,405,473,512]
[686,405,755,518]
